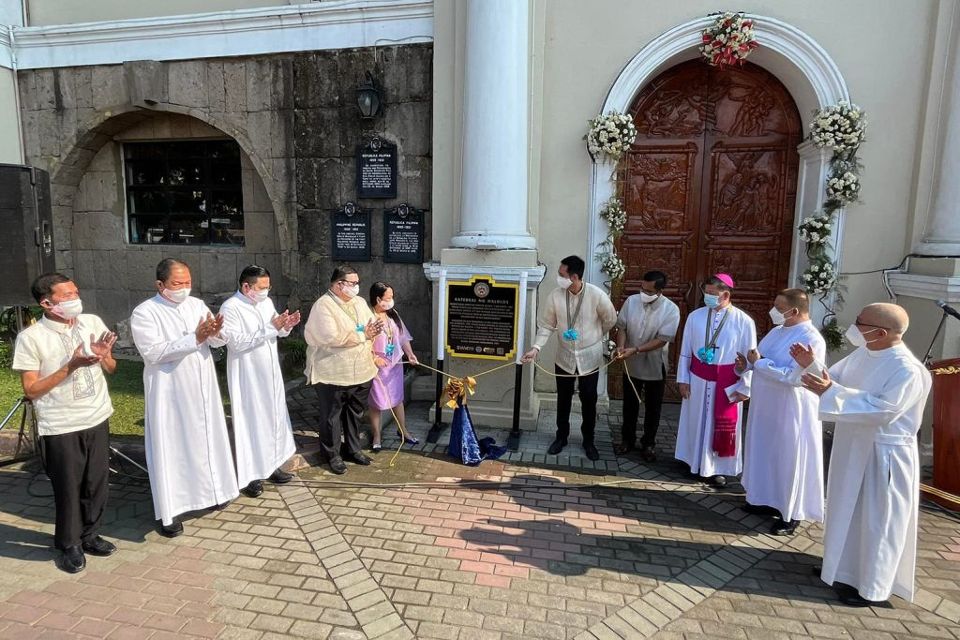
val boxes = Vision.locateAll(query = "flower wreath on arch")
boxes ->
[595,197,627,284]
[800,100,867,350]
[700,12,759,68]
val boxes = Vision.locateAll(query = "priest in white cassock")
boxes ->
[792,302,931,607]
[736,288,825,536]
[675,274,756,488]
[220,265,301,500]
[131,259,239,538]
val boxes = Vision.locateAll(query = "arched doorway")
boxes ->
[611,59,802,397]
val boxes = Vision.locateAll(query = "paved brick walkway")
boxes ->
[1,396,959,639]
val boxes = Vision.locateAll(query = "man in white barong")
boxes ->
[220,265,301,499]
[131,259,239,537]
[675,274,756,488]
[736,288,824,536]
[792,302,931,607]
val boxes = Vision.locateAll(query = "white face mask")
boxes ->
[246,288,269,303]
[769,307,787,325]
[379,299,395,311]
[557,276,573,290]
[639,292,659,304]
[163,288,191,304]
[342,283,360,299]
[845,323,880,348]
[50,298,83,320]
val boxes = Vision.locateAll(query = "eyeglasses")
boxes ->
[854,318,892,330]
[339,279,361,286]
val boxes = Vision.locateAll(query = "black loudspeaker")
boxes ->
[0,164,55,306]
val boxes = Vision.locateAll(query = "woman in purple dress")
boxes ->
[368,282,419,452]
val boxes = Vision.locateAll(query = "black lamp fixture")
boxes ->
[356,71,382,120]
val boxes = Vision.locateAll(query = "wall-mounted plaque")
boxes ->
[445,276,518,361]
[383,203,424,264]
[356,136,397,199]
[331,202,371,262]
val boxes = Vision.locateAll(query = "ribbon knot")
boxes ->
[444,376,477,409]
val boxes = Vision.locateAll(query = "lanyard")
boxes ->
[565,287,586,332]
[327,291,363,331]
[698,309,729,364]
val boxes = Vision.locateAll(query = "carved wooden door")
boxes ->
[610,60,802,399]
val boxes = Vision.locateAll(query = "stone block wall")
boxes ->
[17,43,433,354]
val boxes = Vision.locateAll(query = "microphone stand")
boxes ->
[923,310,949,365]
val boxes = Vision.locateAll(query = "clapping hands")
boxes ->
[196,313,224,344]
[789,343,816,368]
[271,310,301,331]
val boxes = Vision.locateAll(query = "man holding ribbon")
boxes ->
[675,274,756,488]
[304,266,383,475]
[521,256,617,461]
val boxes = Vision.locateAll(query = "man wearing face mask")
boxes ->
[521,256,618,460]
[613,271,680,461]
[791,303,931,607]
[220,265,301,499]
[130,258,239,537]
[675,274,757,488]
[304,266,383,474]
[13,273,118,573]
[734,288,824,536]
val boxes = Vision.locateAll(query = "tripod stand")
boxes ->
[0,396,39,466]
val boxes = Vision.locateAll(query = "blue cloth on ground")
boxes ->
[447,403,506,465]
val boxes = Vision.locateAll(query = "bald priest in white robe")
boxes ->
[793,302,931,607]
[675,274,757,488]
[220,265,301,499]
[131,259,239,537]
[737,288,825,536]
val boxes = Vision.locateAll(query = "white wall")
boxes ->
[24,0,293,26]
[0,69,22,163]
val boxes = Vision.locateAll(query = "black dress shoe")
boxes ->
[639,446,657,463]
[839,591,890,608]
[811,564,823,577]
[583,443,600,461]
[547,439,567,455]
[82,536,117,557]
[241,480,264,498]
[159,520,184,538]
[742,503,780,516]
[771,519,799,536]
[269,468,295,484]
[711,475,727,488]
[348,452,372,466]
[58,546,86,574]
[328,457,347,475]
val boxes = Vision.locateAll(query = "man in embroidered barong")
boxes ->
[792,303,930,607]
[304,266,383,475]
[736,288,825,536]
[674,273,756,489]
[521,255,617,461]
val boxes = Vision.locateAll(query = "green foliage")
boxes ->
[821,317,845,352]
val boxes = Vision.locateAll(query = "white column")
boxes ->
[451,0,535,250]
[918,30,960,255]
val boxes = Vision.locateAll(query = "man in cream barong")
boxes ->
[220,265,301,499]
[675,274,756,489]
[793,302,930,607]
[131,259,239,537]
[737,288,825,536]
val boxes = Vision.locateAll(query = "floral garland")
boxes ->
[700,12,759,68]
[596,197,627,282]
[802,100,867,350]
[585,111,637,162]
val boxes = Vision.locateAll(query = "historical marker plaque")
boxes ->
[356,137,397,199]
[331,203,371,262]
[445,276,518,361]
[384,204,424,264]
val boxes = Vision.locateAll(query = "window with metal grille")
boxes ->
[124,140,245,245]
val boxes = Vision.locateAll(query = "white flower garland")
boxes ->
[700,12,759,68]
[598,197,627,238]
[810,101,866,153]
[825,171,860,203]
[800,260,837,295]
[585,111,637,162]
[797,212,832,247]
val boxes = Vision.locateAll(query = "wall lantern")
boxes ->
[356,72,382,119]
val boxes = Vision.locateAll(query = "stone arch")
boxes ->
[586,14,850,325]
[50,103,295,282]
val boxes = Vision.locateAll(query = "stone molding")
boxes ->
[888,272,960,303]
[3,0,432,70]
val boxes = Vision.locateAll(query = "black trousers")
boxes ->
[313,381,371,462]
[621,368,666,449]
[40,420,110,550]
[555,365,599,444]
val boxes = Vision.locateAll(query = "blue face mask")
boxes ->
[704,293,721,308]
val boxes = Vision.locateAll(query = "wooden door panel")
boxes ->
[611,60,802,401]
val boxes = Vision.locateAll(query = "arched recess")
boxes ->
[587,14,850,333]
[49,104,296,285]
